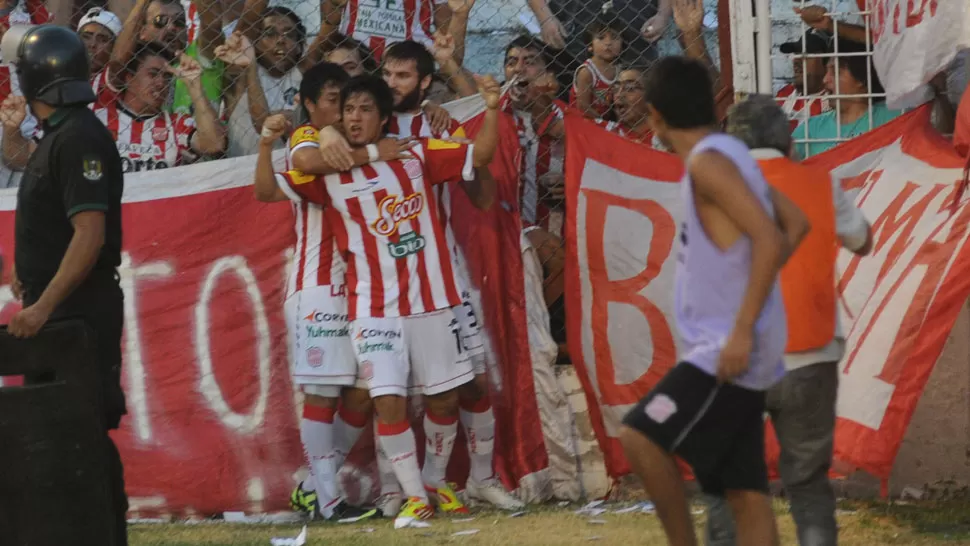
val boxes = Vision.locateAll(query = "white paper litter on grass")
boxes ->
[691,508,705,515]
[360,528,375,533]
[269,525,307,546]
[588,519,607,524]
[557,501,571,507]
[508,511,526,518]
[613,505,641,514]
[588,536,602,541]
[453,517,476,523]
[395,518,432,529]
[223,512,304,524]
[575,500,607,517]
[641,502,656,514]
[452,529,480,537]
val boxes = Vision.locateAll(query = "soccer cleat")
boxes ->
[289,481,318,515]
[375,491,404,518]
[425,483,470,514]
[318,498,378,523]
[465,477,525,510]
[393,496,435,528]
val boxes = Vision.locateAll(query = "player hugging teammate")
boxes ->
[252,57,521,527]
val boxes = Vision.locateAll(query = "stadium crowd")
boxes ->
[1,0,970,539]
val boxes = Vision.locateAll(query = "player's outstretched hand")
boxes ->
[476,75,501,110]
[318,126,355,171]
[717,328,752,383]
[377,137,416,161]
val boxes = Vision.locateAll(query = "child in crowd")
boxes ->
[571,13,623,119]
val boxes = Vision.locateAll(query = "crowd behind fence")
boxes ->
[0,0,967,352]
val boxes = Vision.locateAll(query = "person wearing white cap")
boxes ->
[77,7,123,75]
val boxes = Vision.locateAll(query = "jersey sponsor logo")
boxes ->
[306,346,324,368]
[358,339,394,354]
[82,157,103,181]
[373,192,423,236]
[306,325,350,339]
[304,310,349,323]
[355,327,402,340]
[121,157,169,172]
[387,231,426,258]
[290,126,319,148]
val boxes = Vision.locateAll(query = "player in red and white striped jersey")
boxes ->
[378,41,524,512]
[93,44,225,172]
[253,63,383,524]
[279,75,501,528]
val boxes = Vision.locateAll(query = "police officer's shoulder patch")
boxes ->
[82,156,103,182]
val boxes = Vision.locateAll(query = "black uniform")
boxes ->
[14,106,128,544]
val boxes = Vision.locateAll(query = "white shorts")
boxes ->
[352,306,474,398]
[285,285,357,394]
[456,291,487,376]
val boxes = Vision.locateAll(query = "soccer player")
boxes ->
[379,39,523,511]
[275,73,502,527]
[617,56,809,546]
[252,62,411,521]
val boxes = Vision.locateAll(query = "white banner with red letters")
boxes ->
[868,0,970,109]
[0,130,547,515]
[565,107,970,482]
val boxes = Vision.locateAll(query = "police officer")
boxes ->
[3,25,128,545]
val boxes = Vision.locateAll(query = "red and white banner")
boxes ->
[565,107,970,481]
[868,0,970,109]
[0,107,546,515]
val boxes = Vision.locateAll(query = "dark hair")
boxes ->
[382,39,435,80]
[644,56,716,129]
[324,32,378,74]
[829,40,885,100]
[262,6,307,45]
[504,35,553,70]
[340,74,394,125]
[126,41,175,76]
[299,62,350,119]
[585,12,626,46]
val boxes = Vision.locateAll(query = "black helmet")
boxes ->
[1,25,95,106]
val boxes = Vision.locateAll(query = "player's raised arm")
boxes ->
[471,75,501,168]
[254,114,290,202]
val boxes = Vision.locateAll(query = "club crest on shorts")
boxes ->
[644,394,678,424]
[82,157,103,181]
[360,360,374,381]
[306,346,324,368]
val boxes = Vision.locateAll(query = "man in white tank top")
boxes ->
[618,57,810,546]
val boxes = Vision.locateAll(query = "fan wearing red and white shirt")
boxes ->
[374,40,523,511]
[321,0,470,64]
[777,34,831,131]
[594,66,654,146]
[93,44,226,172]
[569,16,622,119]
[279,75,501,527]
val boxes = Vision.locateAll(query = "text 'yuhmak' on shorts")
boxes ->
[284,284,356,398]
[622,362,770,495]
[352,305,475,398]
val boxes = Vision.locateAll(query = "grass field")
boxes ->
[129,500,970,545]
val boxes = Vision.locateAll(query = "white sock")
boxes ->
[375,418,402,496]
[377,420,427,501]
[460,400,496,483]
[421,412,458,489]
[300,405,339,515]
[333,406,368,470]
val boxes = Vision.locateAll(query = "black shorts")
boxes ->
[622,362,769,495]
